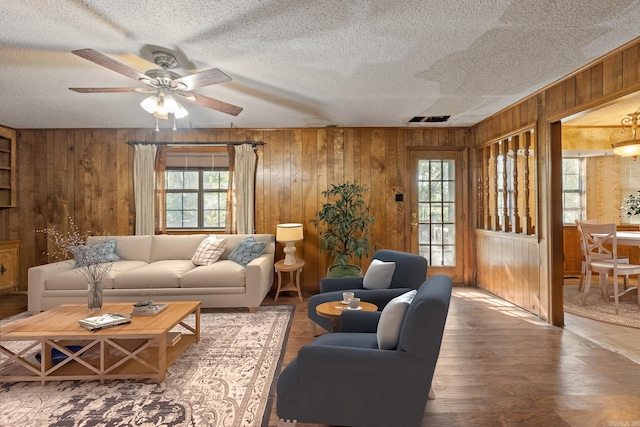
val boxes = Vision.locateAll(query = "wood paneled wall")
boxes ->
[473,37,640,324]
[475,230,540,316]
[2,127,470,293]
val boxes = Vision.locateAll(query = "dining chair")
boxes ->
[579,222,640,314]
[575,220,628,291]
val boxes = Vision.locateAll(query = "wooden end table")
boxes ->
[0,301,200,384]
[315,300,378,332]
[274,259,305,301]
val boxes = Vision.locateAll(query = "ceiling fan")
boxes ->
[69,48,243,119]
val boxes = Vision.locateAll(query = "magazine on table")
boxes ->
[79,313,131,331]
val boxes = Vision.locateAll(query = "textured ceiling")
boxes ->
[1,0,640,130]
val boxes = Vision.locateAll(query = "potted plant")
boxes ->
[620,190,640,224]
[311,182,375,277]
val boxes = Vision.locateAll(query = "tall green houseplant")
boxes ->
[311,182,375,277]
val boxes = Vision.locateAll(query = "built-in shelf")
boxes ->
[0,127,16,208]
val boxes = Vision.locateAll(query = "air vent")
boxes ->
[408,115,451,123]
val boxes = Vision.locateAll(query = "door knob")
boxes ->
[410,213,418,228]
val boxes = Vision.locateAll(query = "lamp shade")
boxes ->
[276,223,303,242]
[612,139,640,158]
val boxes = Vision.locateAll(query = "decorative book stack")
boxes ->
[79,313,131,331]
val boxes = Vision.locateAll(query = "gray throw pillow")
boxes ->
[228,236,267,266]
[377,290,417,350]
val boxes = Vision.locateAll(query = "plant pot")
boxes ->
[88,281,103,312]
[327,264,363,278]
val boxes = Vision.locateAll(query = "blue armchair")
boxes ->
[308,249,428,332]
[277,274,453,427]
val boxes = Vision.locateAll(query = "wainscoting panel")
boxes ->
[475,229,541,317]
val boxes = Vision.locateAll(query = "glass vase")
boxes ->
[88,281,103,312]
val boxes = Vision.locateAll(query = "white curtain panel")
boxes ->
[234,144,257,234]
[133,144,157,235]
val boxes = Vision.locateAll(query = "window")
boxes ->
[164,150,230,230]
[562,158,585,224]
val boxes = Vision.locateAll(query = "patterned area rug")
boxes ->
[0,305,293,426]
[563,283,640,329]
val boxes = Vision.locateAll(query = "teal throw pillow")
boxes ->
[97,238,122,262]
[69,239,121,267]
[229,237,267,266]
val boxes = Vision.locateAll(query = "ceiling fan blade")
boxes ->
[72,48,149,82]
[172,68,231,90]
[70,87,139,93]
[179,91,243,116]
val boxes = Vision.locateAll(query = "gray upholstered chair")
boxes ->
[308,249,428,332]
[277,274,452,427]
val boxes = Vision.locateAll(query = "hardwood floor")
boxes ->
[3,288,640,427]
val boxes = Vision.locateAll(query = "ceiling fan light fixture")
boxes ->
[163,94,179,113]
[174,102,189,119]
[140,95,159,114]
[153,110,169,120]
[70,48,241,120]
[140,92,188,120]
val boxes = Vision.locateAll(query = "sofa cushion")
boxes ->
[228,236,267,266]
[150,234,207,262]
[180,260,247,288]
[377,290,417,350]
[45,260,147,290]
[112,260,196,289]
[191,236,227,266]
[363,258,396,290]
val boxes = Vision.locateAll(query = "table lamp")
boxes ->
[276,223,304,265]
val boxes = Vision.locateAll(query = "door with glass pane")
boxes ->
[408,150,464,282]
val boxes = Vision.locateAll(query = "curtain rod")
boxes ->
[127,140,265,146]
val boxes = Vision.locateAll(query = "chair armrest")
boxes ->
[319,277,364,293]
[353,288,414,310]
[339,311,380,333]
[298,345,422,378]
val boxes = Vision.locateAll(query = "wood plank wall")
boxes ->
[473,37,640,323]
[1,127,470,293]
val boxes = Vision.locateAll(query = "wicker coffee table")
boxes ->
[0,301,200,384]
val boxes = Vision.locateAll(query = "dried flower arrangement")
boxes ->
[35,213,114,310]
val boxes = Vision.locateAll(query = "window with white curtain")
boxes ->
[164,151,229,230]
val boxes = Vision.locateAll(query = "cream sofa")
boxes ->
[28,233,275,313]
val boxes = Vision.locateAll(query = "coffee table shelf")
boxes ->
[0,301,200,384]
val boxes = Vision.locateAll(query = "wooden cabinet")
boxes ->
[0,126,16,208]
[0,240,19,293]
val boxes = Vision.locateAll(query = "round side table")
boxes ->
[274,259,305,301]
[315,301,378,332]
